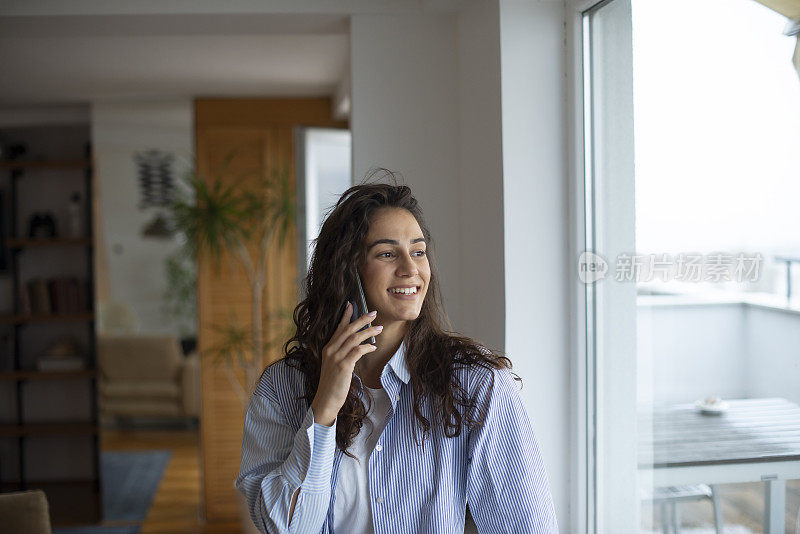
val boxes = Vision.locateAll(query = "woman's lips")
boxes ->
[387,288,418,300]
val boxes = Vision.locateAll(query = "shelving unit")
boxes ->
[0,312,95,324]
[0,129,101,526]
[0,159,92,170]
[6,237,93,248]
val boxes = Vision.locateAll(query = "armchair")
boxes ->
[97,334,200,420]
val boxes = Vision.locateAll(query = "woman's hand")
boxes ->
[310,302,383,426]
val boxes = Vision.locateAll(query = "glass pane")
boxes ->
[585,0,800,532]
[633,1,800,532]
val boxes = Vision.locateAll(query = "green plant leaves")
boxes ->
[164,149,297,400]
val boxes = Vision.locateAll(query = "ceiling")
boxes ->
[0,13,350,107]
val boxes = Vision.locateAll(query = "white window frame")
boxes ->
[568,1,634,533]
[568,2,594,533]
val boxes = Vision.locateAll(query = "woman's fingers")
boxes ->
[333,323,382,361]
[340,301,352,324]
[325,302,355,355]
[341,324,383,357]
[328,307,377,356]
[312,305,385,424]
[344,337,379,365]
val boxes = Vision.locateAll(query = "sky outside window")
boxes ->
[632,0,800,258]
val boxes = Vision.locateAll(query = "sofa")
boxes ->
[97,334,200,420]
[0,490,51,534]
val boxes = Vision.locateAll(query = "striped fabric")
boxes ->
[236,340,559,533]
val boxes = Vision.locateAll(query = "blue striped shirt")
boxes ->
[236,339,559,533]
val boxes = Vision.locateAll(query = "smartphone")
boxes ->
[350,272,376,345]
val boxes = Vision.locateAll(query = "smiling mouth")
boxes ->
[387,286,420,295]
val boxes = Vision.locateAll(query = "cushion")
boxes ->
[98,335,183,380]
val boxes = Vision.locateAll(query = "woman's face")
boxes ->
[359,207,431,324]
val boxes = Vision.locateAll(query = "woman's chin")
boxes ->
[380,307,421,322]
[400,307,422,321]
[375,296,424,321]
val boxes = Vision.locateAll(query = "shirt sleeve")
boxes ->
[465,366,559,533]
[235,370,337,534]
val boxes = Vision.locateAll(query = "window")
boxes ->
[581,0,800,532]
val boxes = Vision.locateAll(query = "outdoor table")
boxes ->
[638,397,800,534]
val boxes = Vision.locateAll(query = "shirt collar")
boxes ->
[352,336,412,389]
[384,336,411,384]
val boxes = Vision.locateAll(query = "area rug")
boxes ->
[53,450,171,534]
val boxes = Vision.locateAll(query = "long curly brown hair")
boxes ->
[278,169,519,458]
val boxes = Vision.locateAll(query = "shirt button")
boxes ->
[394,394,399,400]
[375,443,382,452]
[376,496,384,504]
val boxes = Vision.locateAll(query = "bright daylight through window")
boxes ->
[583,0,800,532]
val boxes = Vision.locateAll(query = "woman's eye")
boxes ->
[377,251,426,258]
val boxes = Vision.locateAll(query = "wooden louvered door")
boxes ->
[194,99,346,522]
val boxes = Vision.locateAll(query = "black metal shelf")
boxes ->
[0,141,101,526]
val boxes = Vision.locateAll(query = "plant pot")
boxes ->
[180,336,197,356]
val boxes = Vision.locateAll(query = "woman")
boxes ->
[236,172,558,533]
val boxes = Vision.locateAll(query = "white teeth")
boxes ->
[389,287,417,295]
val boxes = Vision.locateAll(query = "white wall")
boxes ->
[350,2,571,530]
[638,301,800,406]
[638,303,748,404]
[499,1,570,530]
[746,306,800,403]
[91,100,193,335]
[350,13,463,329]
[457,0,505,355]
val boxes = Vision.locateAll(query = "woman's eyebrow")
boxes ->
[368,237,426,251]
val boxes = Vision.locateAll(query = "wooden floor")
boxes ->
[102,427,241,533]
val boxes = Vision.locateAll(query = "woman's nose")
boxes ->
[397,253,418,275]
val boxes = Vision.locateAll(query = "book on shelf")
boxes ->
[19,282,31,315]
[19,276,88,315]
[31,279,50,314]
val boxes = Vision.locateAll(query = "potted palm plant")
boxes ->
[168,152,297,403]
[167,153,298,532]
